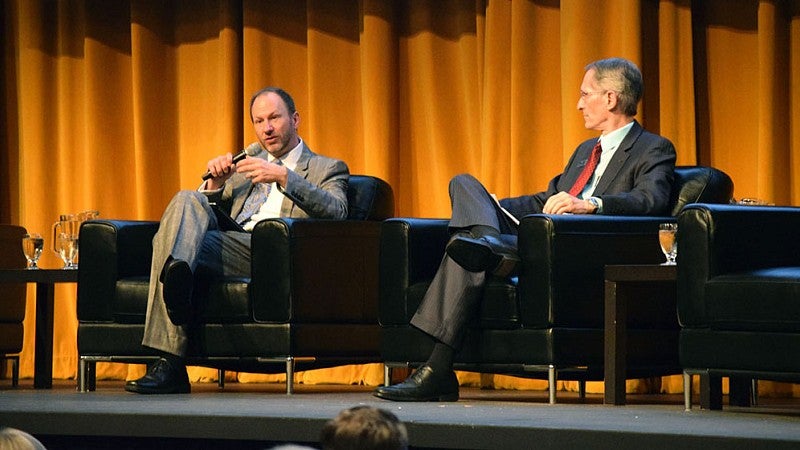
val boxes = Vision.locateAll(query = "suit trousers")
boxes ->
[410,174,519,348]
[142,190,251,357]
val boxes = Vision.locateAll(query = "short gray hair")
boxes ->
[585,58,643,116]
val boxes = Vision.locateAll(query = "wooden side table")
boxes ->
[604,264,677,405]
[0,268,78,388]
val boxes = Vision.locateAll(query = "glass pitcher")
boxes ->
[52,214,81,269]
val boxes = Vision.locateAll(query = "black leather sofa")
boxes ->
[378,166,734,403]
[77,175,394,393]
[678,203,800,409]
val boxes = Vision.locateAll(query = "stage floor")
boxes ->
[2,379,800,449]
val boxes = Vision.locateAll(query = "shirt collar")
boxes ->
[598,121,635,152]
[270,138,303,169]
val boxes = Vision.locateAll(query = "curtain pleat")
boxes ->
[3,0,800,396]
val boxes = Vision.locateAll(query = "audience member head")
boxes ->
[269,445,315,450]
[319,405,408,450]
[0,427,47,450]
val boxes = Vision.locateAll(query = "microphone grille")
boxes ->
[244,142,262,156]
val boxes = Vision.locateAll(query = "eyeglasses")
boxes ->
[579,90,608,98]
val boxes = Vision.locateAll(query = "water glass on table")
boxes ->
[736,198,775,206]
[22,233,44,269]
[658,223,677,265]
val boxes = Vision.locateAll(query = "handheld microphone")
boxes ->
[201,142,262,181]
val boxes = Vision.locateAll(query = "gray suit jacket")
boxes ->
[207,143,349,220]
[500,121,676,217]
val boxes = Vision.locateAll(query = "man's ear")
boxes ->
[605,91,619,112]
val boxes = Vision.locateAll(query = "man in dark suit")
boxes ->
[126,87,349,394]
[374,57,676,402]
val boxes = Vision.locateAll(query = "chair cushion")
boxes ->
[705,267,800,332]
[0,224,27,322]
[113,277,150,323]
[479,276,521,328]
[403,278,521,329]
[112,277,251,324]
[0,224,26,354]
[0,325,23,354]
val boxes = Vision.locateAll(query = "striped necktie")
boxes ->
[235,159,282,225]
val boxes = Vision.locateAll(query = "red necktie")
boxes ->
[568,141,602,197]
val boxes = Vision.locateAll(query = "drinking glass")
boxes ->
[77,210,100,222]
[56,232,79,269]
[737,198,773,206]
[22,233,44,269]
[658,223,677,265]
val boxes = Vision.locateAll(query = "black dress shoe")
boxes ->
[124,357,190,394]
[160,258,193,326]
[445,235,520,277]
[373,365,459,402]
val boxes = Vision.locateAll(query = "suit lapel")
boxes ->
[593,121,642,195]
[279,144,313,216]
[561,143,593,190]
[292,144,312,179]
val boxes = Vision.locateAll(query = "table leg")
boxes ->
[34,281,55,389]
[700,371,723,410]
[604,279,627,405]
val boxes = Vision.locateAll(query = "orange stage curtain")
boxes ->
[3,0,800,397]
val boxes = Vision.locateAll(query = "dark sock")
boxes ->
[426,342,455,374]
[161,353,185,370]
[449,229,471,240]
[471,225,500,239]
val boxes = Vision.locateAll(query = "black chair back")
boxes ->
[670,166,734,216]
[347,175,395,221]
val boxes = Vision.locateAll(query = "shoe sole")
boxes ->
[373,390,459,402]
[162,260,193,326]
[446,238,519,277]
[491,254,519,278]
[446,238,494,272]
[124,384,191,395]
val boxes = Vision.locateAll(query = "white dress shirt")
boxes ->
[242,139,304,231]
[199,139,304,231]
[581,121,635,199]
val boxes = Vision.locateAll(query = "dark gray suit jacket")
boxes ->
[207,142,349,220]
[500,121,676,217]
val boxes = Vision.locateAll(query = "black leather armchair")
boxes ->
[0,224,27,387]
[77,175,394,393]
[678,203,800,409]
[379,166,733,403]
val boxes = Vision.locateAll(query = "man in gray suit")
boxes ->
[126,87,349,394]
[374,57,676,402]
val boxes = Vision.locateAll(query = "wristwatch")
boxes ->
[587,197,601,214]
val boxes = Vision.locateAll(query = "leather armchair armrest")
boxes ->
[77,220,159,321]
[250,218,383,323]
[517,214,668,328]
[378,218,450,325]
[678,203,800,326]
